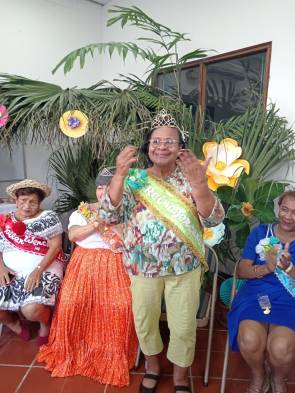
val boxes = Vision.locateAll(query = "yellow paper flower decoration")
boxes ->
[202,138,250,191]
[59,110,88,138]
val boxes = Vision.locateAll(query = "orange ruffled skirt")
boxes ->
[37,247,138,387]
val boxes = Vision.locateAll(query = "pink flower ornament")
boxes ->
[0,105,9,127]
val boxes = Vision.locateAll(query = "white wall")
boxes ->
[100,0,295,126]
[99,0,295,183]
[1,0,294,207]
[0,0,104,87]
[0,0,104,208]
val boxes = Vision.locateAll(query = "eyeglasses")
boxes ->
[17,199,39,208]
[149,138,180,148]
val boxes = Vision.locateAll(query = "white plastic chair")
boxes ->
[220,261,240,393]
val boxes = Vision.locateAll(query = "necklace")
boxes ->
[78,202,99,222]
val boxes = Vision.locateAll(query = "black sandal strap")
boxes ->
[144,373,160,381]
[174,385,191,392]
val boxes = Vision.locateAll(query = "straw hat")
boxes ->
[6,179,51,199]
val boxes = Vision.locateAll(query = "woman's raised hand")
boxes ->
[115,145,138,178]
[177,149,210,187]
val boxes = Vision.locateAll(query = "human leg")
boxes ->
[164,267,202,391]
[21,303,51,338]
[267,325,295,393]
[130,275,164,390]
[238,320,268,392]
[0,309,21,334]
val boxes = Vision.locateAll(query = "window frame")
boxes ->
[156,41,272,113]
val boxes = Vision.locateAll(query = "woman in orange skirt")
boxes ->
[37,170,137,387]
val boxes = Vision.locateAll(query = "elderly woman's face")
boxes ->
[96,185,107,201]
[278,196,295,232]
[148,126,181,168]
[16,193,40,219]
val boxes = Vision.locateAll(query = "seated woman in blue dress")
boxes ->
[228,190,295,393]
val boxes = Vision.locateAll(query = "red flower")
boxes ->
[0,214,7,229]
[11,221,26,235]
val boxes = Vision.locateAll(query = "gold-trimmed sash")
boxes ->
[134,173,208,271]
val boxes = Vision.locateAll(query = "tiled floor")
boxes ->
[1,317,295,393]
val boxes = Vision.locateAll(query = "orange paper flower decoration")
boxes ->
[241,202,254,217]
[202,138,250,191]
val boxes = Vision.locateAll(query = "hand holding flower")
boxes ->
[277,243,292,270]
[265,246,280,273]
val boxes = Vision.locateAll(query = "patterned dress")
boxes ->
[0,210,63,310]
[100,166,224,277]
[228,224,295,351]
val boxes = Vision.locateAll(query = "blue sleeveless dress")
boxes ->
[228,224,295,351]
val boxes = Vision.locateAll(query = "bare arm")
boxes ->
[177,150,217,217]
[0,252,11,286]
[68,221,100,243]
[190,182,216,218]
[24,234,63,292]
[108,145,137,206]
[237,245,280,279]
[237,258,273,279]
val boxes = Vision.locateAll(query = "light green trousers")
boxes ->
[130,266,201,367]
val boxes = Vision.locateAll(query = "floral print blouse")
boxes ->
[100,166,224,278]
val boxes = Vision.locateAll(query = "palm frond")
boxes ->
[214,103,295,178]
[52,5,208,83]
[49,142,119,213]
[0,73,156,155]
[52,42,158,75]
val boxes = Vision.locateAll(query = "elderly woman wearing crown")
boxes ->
[0,179,64,345]
[100,110,225,393]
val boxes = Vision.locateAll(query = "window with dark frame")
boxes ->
[156,42,271,124]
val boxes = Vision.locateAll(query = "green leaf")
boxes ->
[254,208,276,223]
[243,178,259,203]
[178,49,211,63]
[226,205,245,223]
[227,221,248,231]
[217,186,235,203]
[236,225,250,249]
[254,181,287,204]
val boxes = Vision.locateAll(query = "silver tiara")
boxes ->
[151,109,188,141]
[95,167,115,186]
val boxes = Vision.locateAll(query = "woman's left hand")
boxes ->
[278,243,292,270]
[177,149,211,188]
[24,268,42,293]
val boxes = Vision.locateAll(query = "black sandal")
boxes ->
[174,385,191,392]
[140,373,161,393]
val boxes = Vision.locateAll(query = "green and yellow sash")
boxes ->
[127,169,207,271]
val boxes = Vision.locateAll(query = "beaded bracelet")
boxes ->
[285,262,293,274]
[253,265,263,278]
